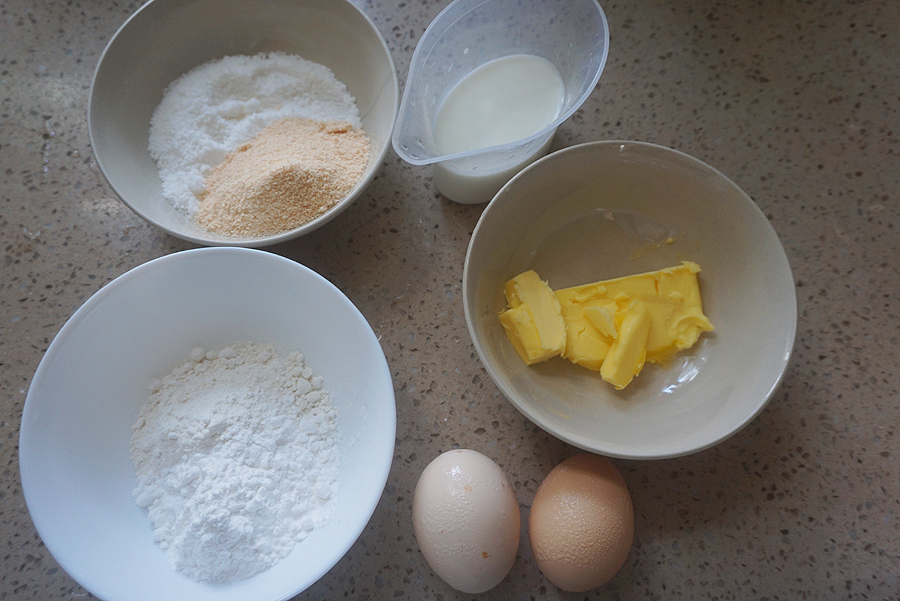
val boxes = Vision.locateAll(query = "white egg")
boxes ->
[412,449,521,594]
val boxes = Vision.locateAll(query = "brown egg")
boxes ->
[528,453,634,592]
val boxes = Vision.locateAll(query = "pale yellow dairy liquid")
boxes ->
[431,54,565,203]
[433,54,565,155]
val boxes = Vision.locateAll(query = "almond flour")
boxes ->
[195,117,369,237]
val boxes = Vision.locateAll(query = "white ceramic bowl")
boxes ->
[19,248,396,600]
[463,141,797,460]
[89,0,399,247]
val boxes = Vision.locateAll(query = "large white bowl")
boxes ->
[463,141,797,460]
[89,0,399,247]
[19,248,396,601]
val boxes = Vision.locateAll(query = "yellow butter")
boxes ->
[555,261,714,388]
[498,270,566,365]
[498,262,714,390]
[600,300,651,389]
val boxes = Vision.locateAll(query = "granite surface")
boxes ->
[2,0,899,599]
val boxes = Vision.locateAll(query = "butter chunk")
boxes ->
[556,261,714,388]
[583,302,618,338]
[498,262,713,390]
[498,270,566,365]
[561,320,612,371]
[600,300,651,389]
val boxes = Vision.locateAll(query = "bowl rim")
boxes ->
[87,0,400,248]
[19,247,397,599]
[462,139,798,460]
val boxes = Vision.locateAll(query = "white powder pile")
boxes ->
[130,342,340,583]
[149,52,363,216]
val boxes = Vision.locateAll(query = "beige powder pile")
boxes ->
[195,118,370,237]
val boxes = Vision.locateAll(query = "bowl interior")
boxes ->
[463,141,796,459]
[89,0,398,247]
[19,248,396,601]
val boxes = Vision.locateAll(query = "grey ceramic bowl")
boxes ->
[464,141,797,459]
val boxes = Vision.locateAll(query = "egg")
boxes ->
[528,453,634,592]
[412,449,521,593]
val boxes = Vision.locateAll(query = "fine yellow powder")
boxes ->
[195,117,370,237]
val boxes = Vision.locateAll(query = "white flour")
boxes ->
[148,52,362,216]
[130,342,340,583]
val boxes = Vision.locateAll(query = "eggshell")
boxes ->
[412,449,521,593]
[528,453,634,592]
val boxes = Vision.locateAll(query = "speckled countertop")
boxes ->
[2,0,898,598]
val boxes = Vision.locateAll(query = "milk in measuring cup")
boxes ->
[434,54,564,154]
[432,54,565,202]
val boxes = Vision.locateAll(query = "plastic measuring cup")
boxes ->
[392,0,609,204]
